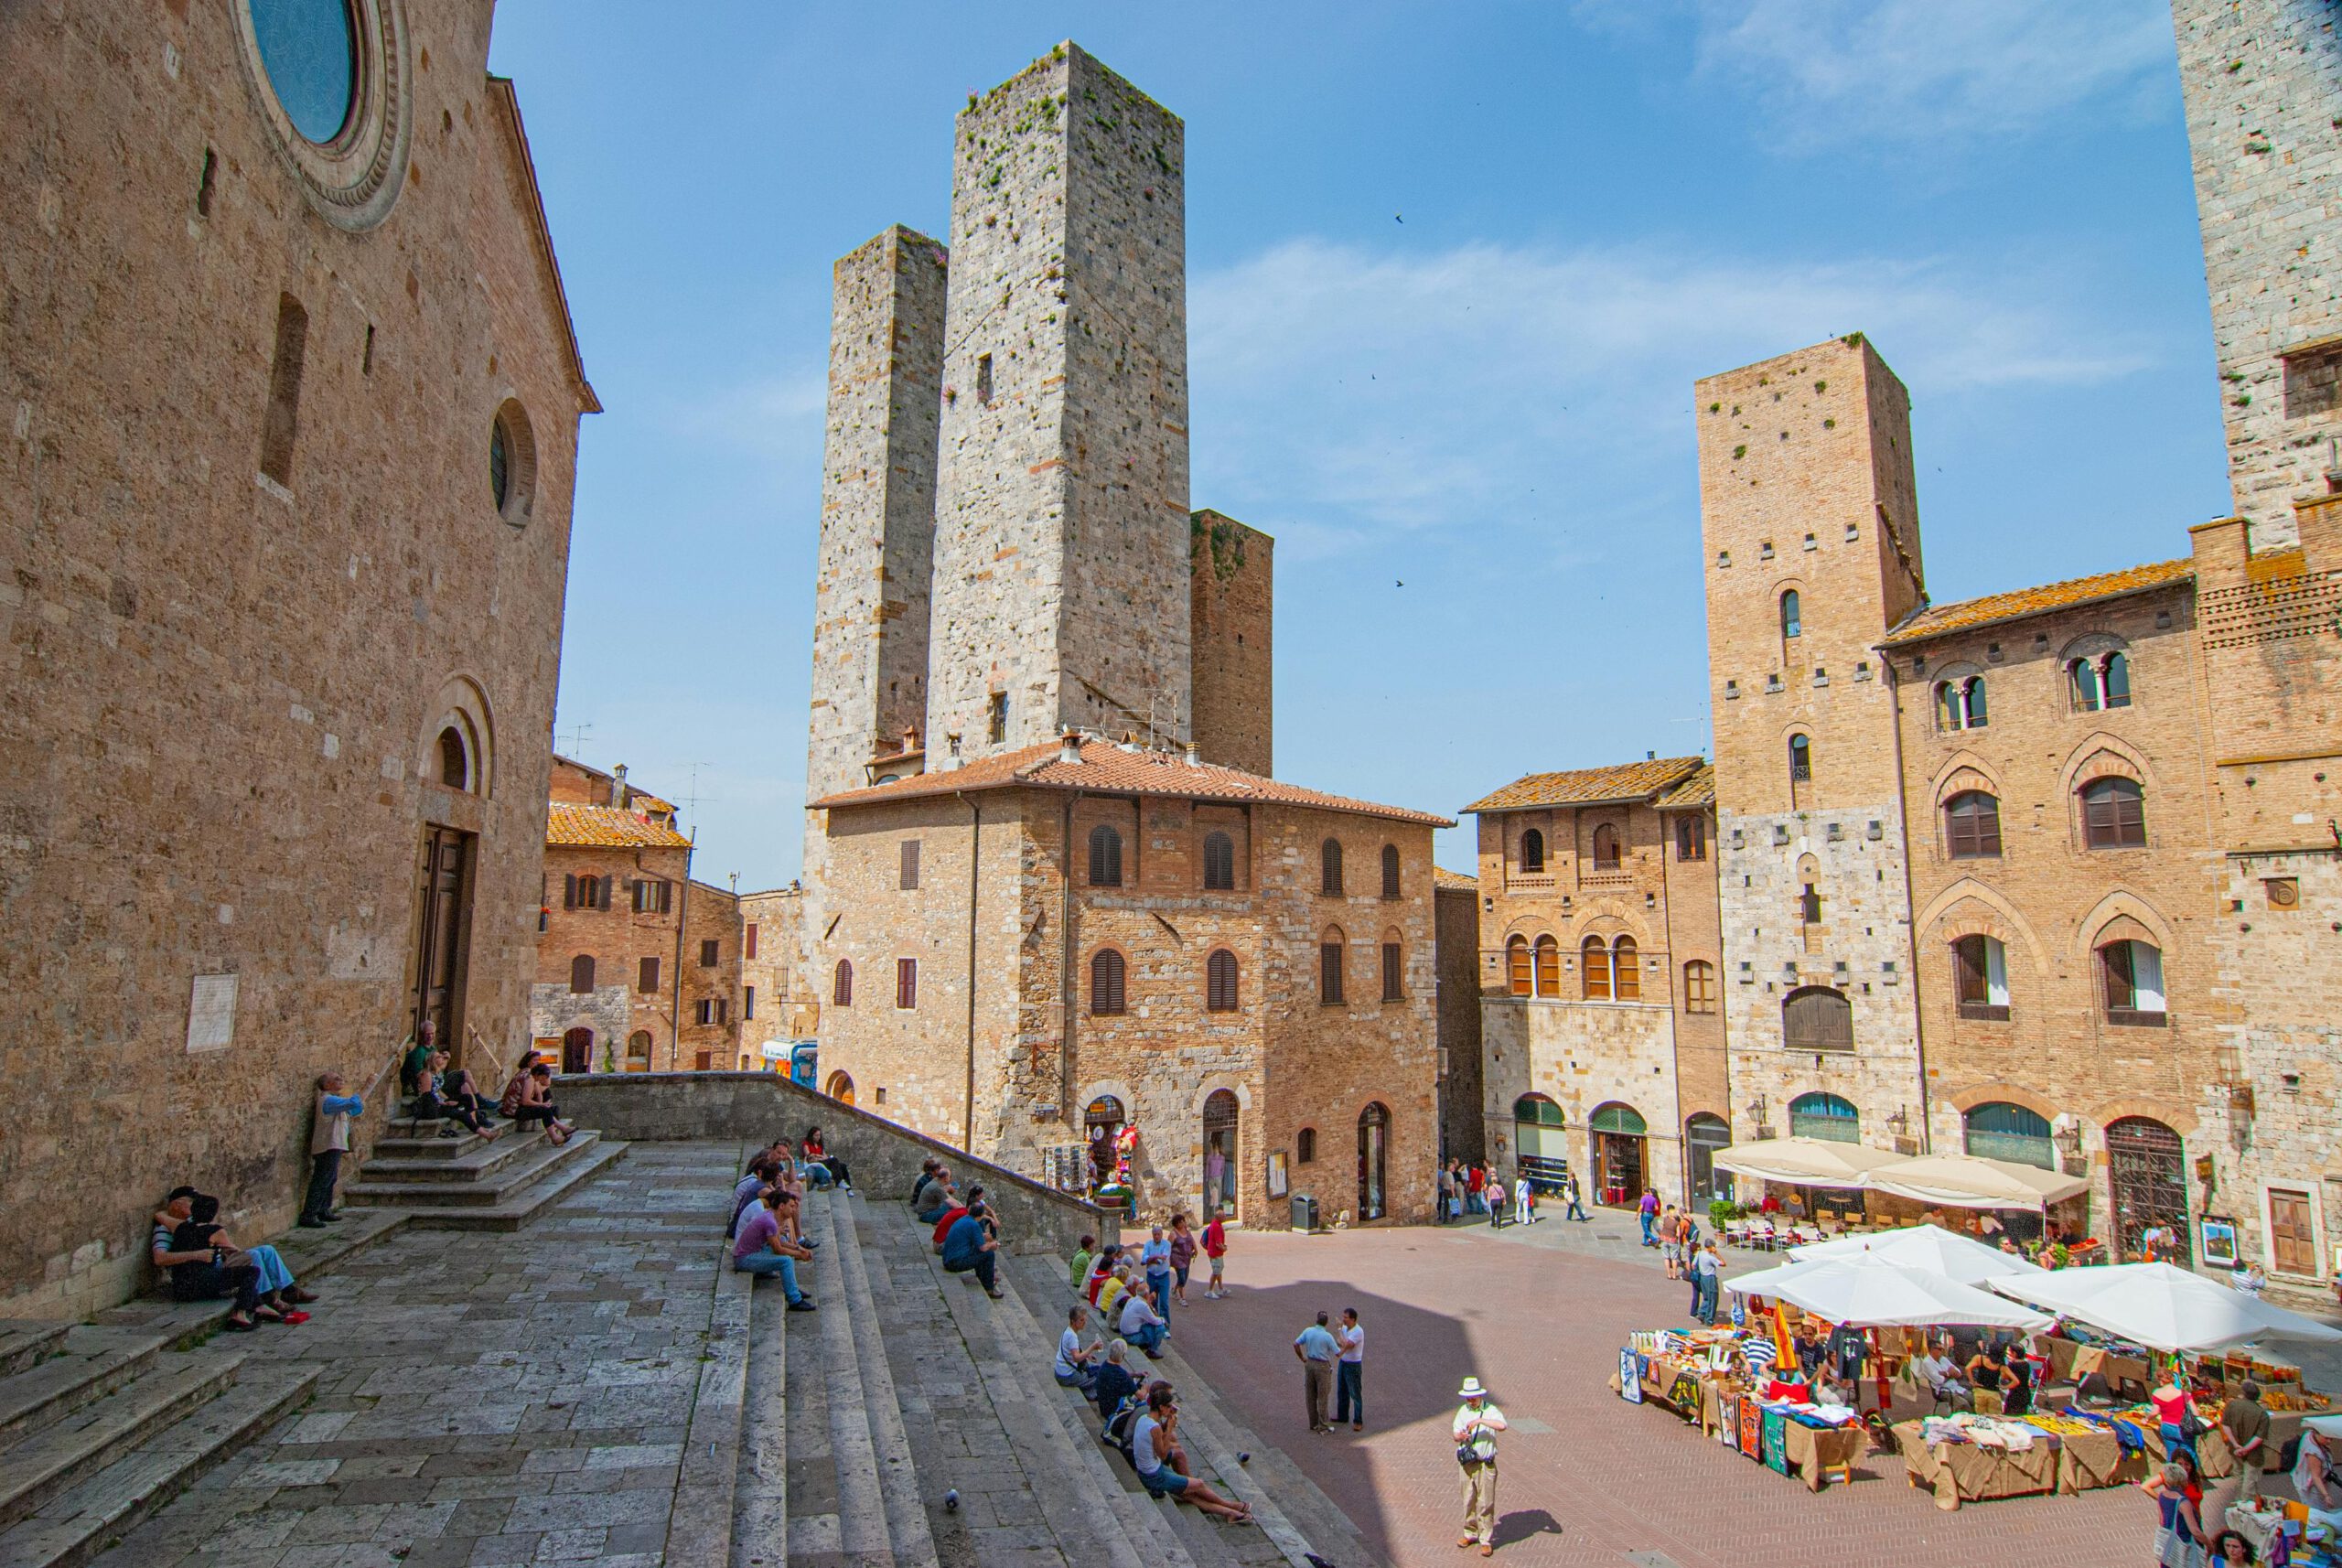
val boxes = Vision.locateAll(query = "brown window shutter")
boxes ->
[745,922,758,960]
[901,840,920,890]
[564,873,577,910]
[1380,941,1402,1002]
[1320,942,1343,1004]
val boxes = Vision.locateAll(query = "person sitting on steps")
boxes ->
[439,1067,501,1133]
[1055,1305,1101,1391]
[941,1198,1003,1298]
[1092,1337,1141,1421]
[932,1184,983,1253]
[731,1186,816,1311]
[1133,1382,1253,1522]
[410,1069,500,1138]
[1117,1275,1168,1358]
[800,1126,851,1191]
[912,1162,956,1224]
[151,1187,316,1330]
[501,1063,574,1144]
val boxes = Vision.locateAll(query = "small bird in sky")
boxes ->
[1394,213,1404,223]
[1396,579,1405,588]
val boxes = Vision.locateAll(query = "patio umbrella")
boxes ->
[1709,1136,1903,1187]
[1864,1152,2090,1212]
[1985,1262,2342,1353]
[1722,1251,2055,1330]
[1789,1223,2047,1285]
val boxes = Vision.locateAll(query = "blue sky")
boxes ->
[486,0,2229,887]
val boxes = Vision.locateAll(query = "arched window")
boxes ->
[1685,1112,1733,1200]
[1780,588,1802,640]
[564,873,608,911]
[1380,935,1402,1002]
[1951,933,2010,1020]
[1782,985,1853,1052]
[1202,830,1235,891]
[896,957,918,1009]
[2081,778,2145,849]
[1612,936,1640,1002]
[1514,1094,1567,1186]
[1682,960,1717,1015]
[625,1030,652,1069]
[2102,650,2131,707]
[833,959,853,1006]
[1206,948,1240,1012]
[1088,823,1123,887]
[2070,650,2134,713]
[1319,928,1345,1004]
[1943,790,2004,859]
[1591,823,1621,871]
[2068,658,2101,711]
[1520,828,1545,874]
[1090,949,1126,1015]
[569,954,595,994]
[437,725,470,789]
[1964,1101,2054,1169]
[1297,1126,1316,1164]
[1581,935,1612,1001]
[1789,1091,1859,1143]
[1936,677,1987,732]
[1788,733,1812,784]
[825,1070,855,1106]
[2099,938,2166,1026]
[1320,838,1344,897]
[2107,1117,2187,1262]
[1380,843,1401,900]
[1506,935,1531,997]
[1532,934,1560,998]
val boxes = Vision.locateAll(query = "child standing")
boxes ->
[1202,1212,1229,1299]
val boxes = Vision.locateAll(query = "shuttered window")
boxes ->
[631,878,672,914]
[1507,936,1531,997]
[1380,941,1402,1002]
[638,956,659,993]
[1202,831,1235,891]
[1088,824,1123,887]
[1581,936,1612,1001]
[900,840,920,890]
[1206,949,1239,1012]
[1380,844,1401,899]
[833,960,853,1006]
[2081,779,2146,849]
[1320,839,1344,897]
[1319,940,1345,1004]
[1944,791,2003,859]
[1533,935,1560,998]
[570,955,595,993]
[1682,960,1716,1014]
[1782,986,1854,1052]
[896,958,918,1010]
[1675,816,1706,862]
[744,921,758,959]
[1090,950,1126,1015]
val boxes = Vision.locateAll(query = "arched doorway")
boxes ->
[1512,1095,1567,1191]
[2108,1116,2188,1262]
[824,1069,855,1106]
[1590,1102,1647,1206]
[625,1030,653,1072]
[1357,1102,1390,1221]
[561,1026,593,1075]
[1085,1095,1127,1189]
[1685,1112,1732,1202]
[1201,1090,1239,1219]
[1789,1092,1859,1143]
[1964,1101,2055,1169]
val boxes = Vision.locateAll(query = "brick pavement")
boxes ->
[1166,1217,2222,1568]
[86,1143,736,1568]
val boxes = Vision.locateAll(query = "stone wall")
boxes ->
[535,843,693,1068]
[737,886,814,1049]
[924,45,1193,757]
[2172,0,2342,550]
[555,1071,1119,1257]
[1434,881,1487,1163]
[1189,511,1273,776]
[0,0,588,1316]
[680,879,743,1070]
[1661,803,1731,1125]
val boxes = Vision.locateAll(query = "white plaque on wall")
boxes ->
[186,973,238,1053]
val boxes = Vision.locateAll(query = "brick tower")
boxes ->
[923,43,1194,760]
[1697,336,1929,1153]
[2173,0,2342,550]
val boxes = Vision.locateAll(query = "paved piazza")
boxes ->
[90,1144,734,1568]
[1173,1212,2342,1568]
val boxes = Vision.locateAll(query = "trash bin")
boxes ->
[1290,1193,1317,1232]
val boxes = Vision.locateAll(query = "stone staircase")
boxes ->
[338,1117,628,1228]
[0,1320,318,1568]
[717,1186,1379,1568]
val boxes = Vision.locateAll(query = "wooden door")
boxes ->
[2270,1188,2316,1277]
[412,826,476,1057]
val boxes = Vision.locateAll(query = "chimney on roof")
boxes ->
[942,732,962,771]
[1184,741,1200,768]
[612,763,630,809]
[903,725,920,755]
[1059,727,1083,766]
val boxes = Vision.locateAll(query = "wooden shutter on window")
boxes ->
[564,874,578,909]
[897,958,917,1009]
[901,840,920,890]
[639,956,659,993]
[1320,942,1344,1004]
[1091,950,1125,1015]
[1380,941,1402,1002]
[1946,793,2002,859]
[745,922,757,960]
[1507,938,1531,996]
[1207,950,1238,1011]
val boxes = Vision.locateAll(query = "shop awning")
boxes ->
[1864,1152,2089,1212]
[1723,1251,2056,1330]
[1789,1223,2047,1286]
[1709,1136,1903,1187]
[1985,1262,2342,1354]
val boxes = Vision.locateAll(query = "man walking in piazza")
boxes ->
[1454,1376,1507,1556]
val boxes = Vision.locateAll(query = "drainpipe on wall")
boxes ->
[1877,654,1933,1155]
[958,791,982,1151]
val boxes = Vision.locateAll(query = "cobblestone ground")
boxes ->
[91,1143,736,1568]
[1170,1209,2342,1568]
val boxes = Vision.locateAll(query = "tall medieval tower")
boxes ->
[2172,0,2342,549]
[1698,336,1930,1153]
[922,43,1194,760]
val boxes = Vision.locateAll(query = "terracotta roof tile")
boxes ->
[1464,756,1706,813]
[1656,763,1716,810]
[1881,559,2193,647]
[811,740,1451,827]
[1433,866,1478,891]
[545,802,693,850]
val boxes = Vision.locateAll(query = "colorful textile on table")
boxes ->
[1738,1400,1763,1458]
[1667,1371,1703,1417]
[1762,1408,1790,1474]
[1718,1395,1741,1446]
[1618,1347,1642,1403]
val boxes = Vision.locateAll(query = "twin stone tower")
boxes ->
[804,42,1273,836]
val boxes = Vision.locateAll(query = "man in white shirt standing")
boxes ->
[1335,1307,1366,1431]
[1453,1377,1507,1557]
[1055,1304,1099,1392]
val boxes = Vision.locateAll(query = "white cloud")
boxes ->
[1187,237,2157,559]
[1681,0,2175,147]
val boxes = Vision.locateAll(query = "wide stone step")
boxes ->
[355,1128,546,1183]
[0,1352,243,1536]
[389,1135,630,1231]
[729,1240,789,1568]
[0,1330,171,1449]
[0,1326,72,1383]
[0,1361,317,1568]
[822,1194,938,1568]
[343,1129,604,1207]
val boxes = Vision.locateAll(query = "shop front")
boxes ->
[1514,1094,1569,1192]
[1591,1101,1648,1207]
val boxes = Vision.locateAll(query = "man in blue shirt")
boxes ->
[301,1072,365,1227]
[942,1200,1002,1297]
[1294,1310,1339,1433]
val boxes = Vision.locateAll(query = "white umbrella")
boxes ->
[1985,1262,2342,1353]
[1724,1251,2056,1330]
[1710,1136,1903,1187]
[1864,1152,2089,1212]
[1789,1223,2048,1285]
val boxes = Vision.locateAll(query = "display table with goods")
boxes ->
[2226,1495,2339,1568]
[1609,1328,1867,1491]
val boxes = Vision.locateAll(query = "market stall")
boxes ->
[1609,1327,1868,1491]
[1789,1223,2049,1285]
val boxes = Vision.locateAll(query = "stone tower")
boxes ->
[2173,0,2342,549]
[1697,335,1928,1152]
[923,43,1193,760]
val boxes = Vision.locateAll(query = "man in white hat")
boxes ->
[1452,1376,1507,1556]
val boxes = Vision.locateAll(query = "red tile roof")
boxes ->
[811,739,1452,827]
[1464,756,1707,813]
[1433,866,1479,891]
[1656,764,1716,810]
[546,802,693,850]
[1881,559,2193,647]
